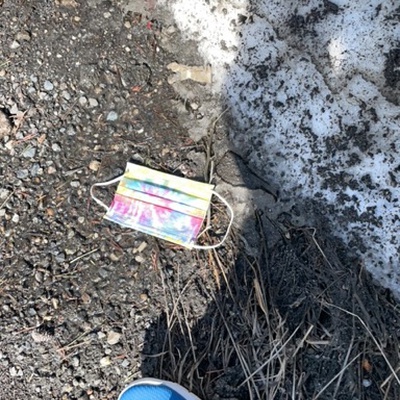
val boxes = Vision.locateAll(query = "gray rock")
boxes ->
[10,41,20,50]
[70,180,80,188]
[30,163,40,176]
[62,90,71,100]
[88,98,99,108]
[106,111,118,121]
[66,126,76,136]
[55,252,66,263]
[106,331,121,345]
[16,169,29,179]
[22,146,36,158]
[43,80,54,91]
[121,359,130,368]
[71,357,80,367]
[16,31,31,42]
[51,143,61,152]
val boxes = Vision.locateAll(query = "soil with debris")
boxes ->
[1,1,400,400]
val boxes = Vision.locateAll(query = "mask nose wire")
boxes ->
[90,175,124,211]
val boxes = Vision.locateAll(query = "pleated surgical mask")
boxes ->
[90,162,234,249]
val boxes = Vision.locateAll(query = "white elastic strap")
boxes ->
[192,190,234,250]
[90,175,123,211]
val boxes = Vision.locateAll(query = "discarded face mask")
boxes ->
[90,162,234,250]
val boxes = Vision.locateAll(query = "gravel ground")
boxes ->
[1,1,400,400]
[0,1,217,398]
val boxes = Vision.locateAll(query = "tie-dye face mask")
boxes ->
[90,162,234,249]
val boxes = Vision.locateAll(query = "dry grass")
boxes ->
[142,216,400,398]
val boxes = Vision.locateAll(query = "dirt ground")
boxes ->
[1,1,400,400]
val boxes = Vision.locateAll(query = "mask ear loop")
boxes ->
[192,190,234,250]
[90,175,123,211]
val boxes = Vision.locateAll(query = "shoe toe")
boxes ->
[119,384,186,400]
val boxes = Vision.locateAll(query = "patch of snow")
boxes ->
[161,0,400,296]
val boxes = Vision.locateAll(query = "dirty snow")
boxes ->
[161,0,400,295]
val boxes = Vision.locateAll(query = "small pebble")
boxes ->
[67,126,76,136]
[103,12,111,19]
[62,90,71,100]
[0,189,9,199]
[70,181,80,188]
[10,104,19,115]
[55,252,66,263]
[71,357,80,367]
[88,98,98,108]
[107,331,121,345]
[139,293,148,302]
[30,164,40,176]
[5,141,14,151]
[81,293,91,304]
[10,41,20,49]
[100,356,111,367]
[51,143,61,152]
[362,379,372,388]
[62,384,73,394]
[97,331,106,340]
[109,253,120,262]
[35,271,43,283]
[11,214,20,223]
[135,255,145,263]
[98,268,108,279]
[106,111,118,121]
[22,146,36,158]
[16,31,31,41]
[134,241,147,254]
[79,96,87,106]
[89,160,101,171]
[51,298,59,309]
[64,248,76,255]
[16,169,29,179]
[67,229,75,239]
[43,80,54,91]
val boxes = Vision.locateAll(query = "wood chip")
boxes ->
[0,110,12,138]
[167,62,212,85]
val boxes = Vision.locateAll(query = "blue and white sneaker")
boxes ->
[118,378,201,400]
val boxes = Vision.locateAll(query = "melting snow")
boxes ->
[161,0,400,296]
